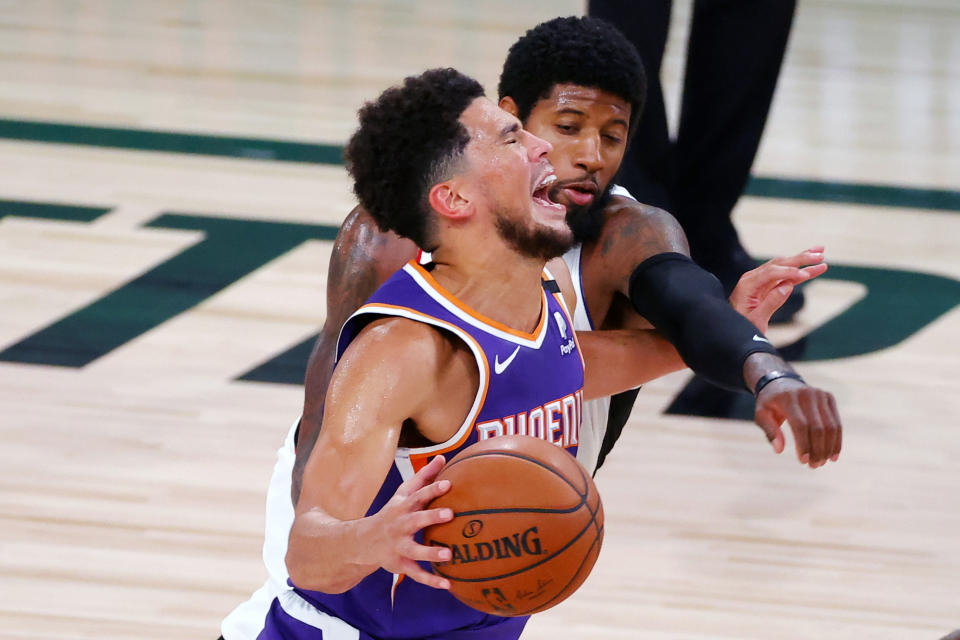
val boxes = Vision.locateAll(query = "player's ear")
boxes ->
[428,180,473,222]
[499,96,520,118]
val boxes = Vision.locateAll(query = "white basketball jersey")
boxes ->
[560,243,607,476]
[560,183,634,475]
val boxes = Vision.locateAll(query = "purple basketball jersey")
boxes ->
[259,261,584,640]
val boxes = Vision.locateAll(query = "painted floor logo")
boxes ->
[2,199,959,422]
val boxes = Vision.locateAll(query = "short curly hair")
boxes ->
[344,68,485,250]
[498,16,646,137]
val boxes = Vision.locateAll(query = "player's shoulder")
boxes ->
[334,205,419,274]
[594,192,690,264]
[345,314,465,375]
[603,194,684,241]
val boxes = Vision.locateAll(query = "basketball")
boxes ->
[423,435,604,617]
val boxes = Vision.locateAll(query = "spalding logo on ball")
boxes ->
[423,435,604,616]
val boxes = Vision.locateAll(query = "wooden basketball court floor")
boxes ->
[1,1,958,638]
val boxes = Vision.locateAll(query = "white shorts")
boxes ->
[221,418,299,640]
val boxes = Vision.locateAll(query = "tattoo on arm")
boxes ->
[598,201,691,297]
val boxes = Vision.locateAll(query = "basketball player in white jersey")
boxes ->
[220,17,841,640]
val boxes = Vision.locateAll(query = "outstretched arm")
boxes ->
[593,198,842,468]
[295,206,418,503]
[573,248,827,400]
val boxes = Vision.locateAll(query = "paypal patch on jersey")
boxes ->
[258,260,584,640]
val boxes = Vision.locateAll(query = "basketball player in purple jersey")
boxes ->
[221,17,843,640]
[259,68,725,640]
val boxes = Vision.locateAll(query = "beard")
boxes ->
[493,208,574,261]
[562,182,614,244]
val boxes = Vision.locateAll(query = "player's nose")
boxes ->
[523,130,553,162]
[574,134,603,173]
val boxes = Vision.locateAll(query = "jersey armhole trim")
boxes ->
[347,303,490,471]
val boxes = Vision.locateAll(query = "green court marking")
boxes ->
[2,117,958,211]
[240,264,960,390]
[239,334,316,385]
[0,198,110,222]
[0,214,339,368]
[2,204,958,399]
[745,177,960,212]
[667,264,960,420]
[778,265,960,362]
[0,118,343,164]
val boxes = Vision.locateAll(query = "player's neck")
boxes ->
[428,242,546,335]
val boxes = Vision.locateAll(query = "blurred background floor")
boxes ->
[0,1,958,638]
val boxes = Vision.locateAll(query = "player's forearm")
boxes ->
[286,509,381,593]
[577,329,685,400]
[628,252,780,391]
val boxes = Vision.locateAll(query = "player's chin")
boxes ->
[536,222,576,260]
[532,206,573,240]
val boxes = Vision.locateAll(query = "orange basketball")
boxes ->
[423,435,604,617]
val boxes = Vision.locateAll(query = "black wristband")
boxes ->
[754,371,805,397]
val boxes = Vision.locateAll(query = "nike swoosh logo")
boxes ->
[494,346,521,374]
[753,335,771,344]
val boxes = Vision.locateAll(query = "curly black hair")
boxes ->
[344,68,485,250]
[498,16,646,136]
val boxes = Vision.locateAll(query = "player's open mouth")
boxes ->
[532,173,564,213]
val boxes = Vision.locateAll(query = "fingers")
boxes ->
[799,388,842,467]
[392,484,453,538]
[754,405,786,454]
[756,382,842,468]
[739,263,816,301]
[781,388,842,468]
[792,417,812,466]
[399,454,446,495]
[397,523,453,563]
[399,558,451,590]
[380,503,455,589]
[393,505,454,590]
[761,263,820,286]
[824,391,842,461]
[798,262,828,281]
[805,399,827,468]
[814,393,837,467]
[750,283,794,333]
[403,505,454,534]
[409,477,452,510]
[768,247,825,269]
[749,248,826,287]
[773,391,812,465]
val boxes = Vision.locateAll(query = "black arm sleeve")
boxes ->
[628,252,779,392]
